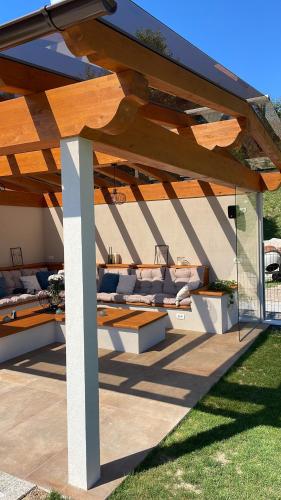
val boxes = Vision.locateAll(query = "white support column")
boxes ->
[61,136,100,490]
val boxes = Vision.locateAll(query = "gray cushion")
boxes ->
[2,270,22,294]
[123,294,154,305]
[132,268,164,294]
[163,267,201,295]
[97,292,114,302]
[151,293,192,306]
[97,292,126,303]
[0,290,48,308]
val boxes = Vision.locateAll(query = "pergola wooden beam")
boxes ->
[0,176,56,193]
[43,180,237,208]
[64,20,247,117]
[95,166,142,185]
[182,118,246,150]
[94,176,114,188]
[29,172,62,188]
[82,114,263,191]
[139,103,194,128]
[0,56,78,95]
[132,163,179,182]
[0,71,148,155]
[63,19,281,168]
[0,148,128,177]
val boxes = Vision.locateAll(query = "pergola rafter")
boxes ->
[0,70,275,193]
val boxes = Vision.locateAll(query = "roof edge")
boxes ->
[0,0,117,50]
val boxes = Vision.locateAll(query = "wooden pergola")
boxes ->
[0,18,280,201]
[0,3,280,491]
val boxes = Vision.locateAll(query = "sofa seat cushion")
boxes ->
[123,294,154,305]
[0,290,48,308]
[151,293,192,306]
[163,267,201,295]
[132,268,164,294]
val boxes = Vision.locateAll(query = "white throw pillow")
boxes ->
[116,274,137,294]
[20,275,42,294]
[175,284,190,307]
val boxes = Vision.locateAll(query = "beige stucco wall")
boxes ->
[43,206,64,263]
[0,196,236,279]
[95,196,237,281]
[0,206,45,266]
[41,195,237,281]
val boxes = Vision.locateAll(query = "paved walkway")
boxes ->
[0,323,266,499]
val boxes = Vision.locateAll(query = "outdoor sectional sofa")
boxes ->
[97,264,238,334]
[0,262,62,313]
[97,264,208,307]
[0,262,237,334]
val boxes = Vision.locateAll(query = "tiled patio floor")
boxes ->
[0,323,266,499]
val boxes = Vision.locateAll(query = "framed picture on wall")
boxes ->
[154,245,169,265]
[10,247,23,267]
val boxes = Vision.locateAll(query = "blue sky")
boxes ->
[1,0,280,100]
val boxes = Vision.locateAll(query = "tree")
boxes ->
[135,28,191,111]
[273,99,281,119]
[135,28,173,58]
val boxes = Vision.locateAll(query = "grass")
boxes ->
[265,281,281,288]
[264,189,281,239]
[110,328,281,499]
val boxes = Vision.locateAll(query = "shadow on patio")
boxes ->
[0,322,265,498]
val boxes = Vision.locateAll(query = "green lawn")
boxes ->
[110,328,281,499]
[264,189,281,239]
[265,281,280,288]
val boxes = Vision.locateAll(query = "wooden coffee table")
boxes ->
[0,306,168,362]
[97,307,168,353]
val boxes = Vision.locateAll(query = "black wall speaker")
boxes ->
[228,205,237,219]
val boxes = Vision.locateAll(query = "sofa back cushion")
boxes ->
[20,275,42,294]
[2,270,22,294]
[36,271,53,290]
[132,267,164,294]
[116,275,137,294]
[0,276,7,298]
[21,267,48,276]
[99,273,119,293]
[163,267,201,295]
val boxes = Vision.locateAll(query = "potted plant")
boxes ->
[208,279,237,306]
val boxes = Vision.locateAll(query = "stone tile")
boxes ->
[0,400,66,478]
[0,385,63,434]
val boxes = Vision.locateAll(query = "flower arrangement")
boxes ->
[48,274,64,305]
[38,273,64,312]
